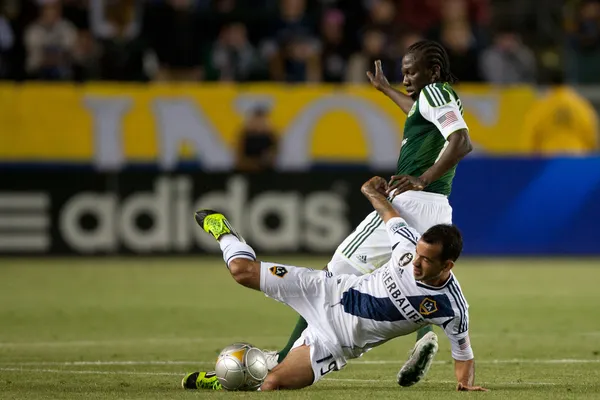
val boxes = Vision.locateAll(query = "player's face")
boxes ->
[412,240,453,284]
[402,53,433,100]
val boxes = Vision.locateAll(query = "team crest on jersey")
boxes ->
[269,266,288,278]
[419,298,438,316]
[399,253,413,267]
[407,102,417,117]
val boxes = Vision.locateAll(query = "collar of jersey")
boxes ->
[415,273,455,291]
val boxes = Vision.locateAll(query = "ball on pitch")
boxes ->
[215,342,268,391]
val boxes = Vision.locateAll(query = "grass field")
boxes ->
[1,257,599,399]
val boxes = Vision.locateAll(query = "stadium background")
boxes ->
[1,0,599,399]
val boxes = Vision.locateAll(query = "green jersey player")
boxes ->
[185,41,473,391]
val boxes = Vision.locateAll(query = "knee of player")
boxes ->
[228,259,254,284]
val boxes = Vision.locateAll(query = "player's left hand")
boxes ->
[387,175,426,198]
[456,382,489,392]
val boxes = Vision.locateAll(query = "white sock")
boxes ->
[219,234,256,267]
[219,234,240,250]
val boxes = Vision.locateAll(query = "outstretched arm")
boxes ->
[454,359,488,392]
[367,60,415,115]
[360,176,400,223]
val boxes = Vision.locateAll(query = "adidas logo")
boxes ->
[356,254,367,263]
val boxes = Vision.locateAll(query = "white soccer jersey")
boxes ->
[327,217,473,362]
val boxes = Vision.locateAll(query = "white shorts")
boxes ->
[259,262,350,383]
[328,190,452,275]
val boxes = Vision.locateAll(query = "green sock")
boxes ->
[416,325,433,341]
[277,316,308,363]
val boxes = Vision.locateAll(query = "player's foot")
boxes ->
[194,210,245,242]
[263,350,279,371]
[181,371,222,390]
[397,331,438,387]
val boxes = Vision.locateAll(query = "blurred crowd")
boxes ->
[0,0,594,84]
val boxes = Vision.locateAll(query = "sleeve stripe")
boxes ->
[447,282,468,333]
[226,251,256,264]
[427,86,444,106]
[448,282,469,333]
[433,86,449,104]
[422,86,438,107]
[397,229,417,246]
[441,86,454,103]
[452,283,469,333]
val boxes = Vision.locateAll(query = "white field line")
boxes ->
[0,368,558,386]
[2,332,599,347]
[0,337,288,348]
[0,359,598,367]
[0,368,180,377]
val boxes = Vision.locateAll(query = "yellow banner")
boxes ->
[0,83,589,168]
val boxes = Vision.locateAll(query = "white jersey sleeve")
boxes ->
[419,84,468,139]
[441,289,473,361]
[444,328,474,361]
[385,217,420,265]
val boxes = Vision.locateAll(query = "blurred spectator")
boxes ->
[427,0,484,82]
[274,33,321,82]
[366,0,398,41]
[91,0,146,81]
[565,0,600,83]
[320,8,350,83]
[0,9,14,79]
[24,0,78,80]
[523,74,598,154]
[143,0,204,81]
[210,22,262,82]
[62,0,89,30]
[236,106,278,172]
[480,27,536,84]
[264,0,321,82]
[440,25,482,82]
[346,28,396,83]
[397,0,490,33]
[72,29,99,81]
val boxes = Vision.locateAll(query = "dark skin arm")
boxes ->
[454,359,488,392]
[360,176,401,223]
[367,60,415,115]
[387,129,472,198]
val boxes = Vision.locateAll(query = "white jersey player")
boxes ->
[185,177,487,392]
[269,44,473,383]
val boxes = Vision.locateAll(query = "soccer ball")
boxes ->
[215,342,269,391]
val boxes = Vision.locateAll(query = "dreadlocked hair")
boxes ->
[406,40,457,84]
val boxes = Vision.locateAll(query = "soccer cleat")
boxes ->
[397,331,439,387]
[263,350,280,371]
[181,371,222,390]
[195,210,245,242]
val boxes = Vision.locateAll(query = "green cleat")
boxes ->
[194,210,245,242]
[397,331,438,387]
[181,371,222,390]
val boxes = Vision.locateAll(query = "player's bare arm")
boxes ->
[360,176,401,223]
[454,358,488,392]
[367,60,415,115]
[388,129,472,197]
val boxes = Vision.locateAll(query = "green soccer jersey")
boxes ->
[396,82,468,196]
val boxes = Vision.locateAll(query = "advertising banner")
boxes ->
[0,84,563,171]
